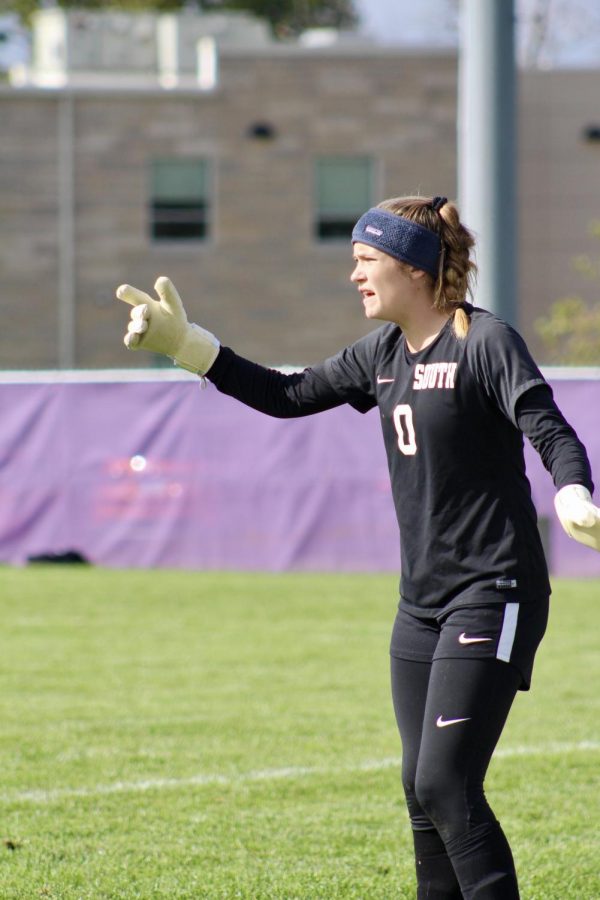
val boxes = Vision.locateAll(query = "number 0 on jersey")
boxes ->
[393,404,417,456]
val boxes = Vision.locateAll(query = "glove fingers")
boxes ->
[127,319,148,336]
[154,276,185,318]
[556,497,597,528]
[573,511,597,528]
[124,331,141,349]
[131,304,149,322]
[569,520,600,552]
[116,284,154,308]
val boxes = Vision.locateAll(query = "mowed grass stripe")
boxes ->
[3,740,599,805]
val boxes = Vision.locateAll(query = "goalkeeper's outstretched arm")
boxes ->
[116,276,346,419]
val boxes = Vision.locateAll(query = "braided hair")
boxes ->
[376,195,477,338]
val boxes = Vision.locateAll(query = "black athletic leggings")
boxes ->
[391,656,522,900]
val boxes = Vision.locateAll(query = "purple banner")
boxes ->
[524,378,600,577]
[0,371,598,575]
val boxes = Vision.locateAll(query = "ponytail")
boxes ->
[377,196,477,338]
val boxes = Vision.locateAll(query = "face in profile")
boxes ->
[350,242,424,324]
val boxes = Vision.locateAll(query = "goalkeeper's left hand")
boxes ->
[554,484,600,552]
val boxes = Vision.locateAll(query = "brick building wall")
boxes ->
[1,48,457,369]
[0,95,61,367]
[1,51,599,369]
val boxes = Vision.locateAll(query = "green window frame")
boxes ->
[150,158,210,242]
[315,156,373,240]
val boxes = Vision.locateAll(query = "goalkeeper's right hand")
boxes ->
[116,276,220,375]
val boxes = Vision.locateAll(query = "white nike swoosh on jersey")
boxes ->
[458,633,493,645]
[376,376,395,384]
[436,715,471,728]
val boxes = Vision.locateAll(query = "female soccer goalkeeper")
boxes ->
[116,195,599,899]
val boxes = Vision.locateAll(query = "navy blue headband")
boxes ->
[352,208,441,278]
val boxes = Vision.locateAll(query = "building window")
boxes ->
[315,156,373,240]
[150,159,209,242]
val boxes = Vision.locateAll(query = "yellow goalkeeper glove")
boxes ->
[116,276,220,375]
[554,484,600,552]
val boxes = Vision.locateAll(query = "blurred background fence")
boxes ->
[1,368,598,576]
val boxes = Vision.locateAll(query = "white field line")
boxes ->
[2,741,599,806]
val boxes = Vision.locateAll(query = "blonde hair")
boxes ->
[376,196,477,339]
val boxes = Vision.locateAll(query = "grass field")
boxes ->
[0,568,598,899]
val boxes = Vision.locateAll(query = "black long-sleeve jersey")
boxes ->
[208,306,593,615]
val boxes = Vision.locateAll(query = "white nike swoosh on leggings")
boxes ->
[436,715,471,728]
[458,633,493,645]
